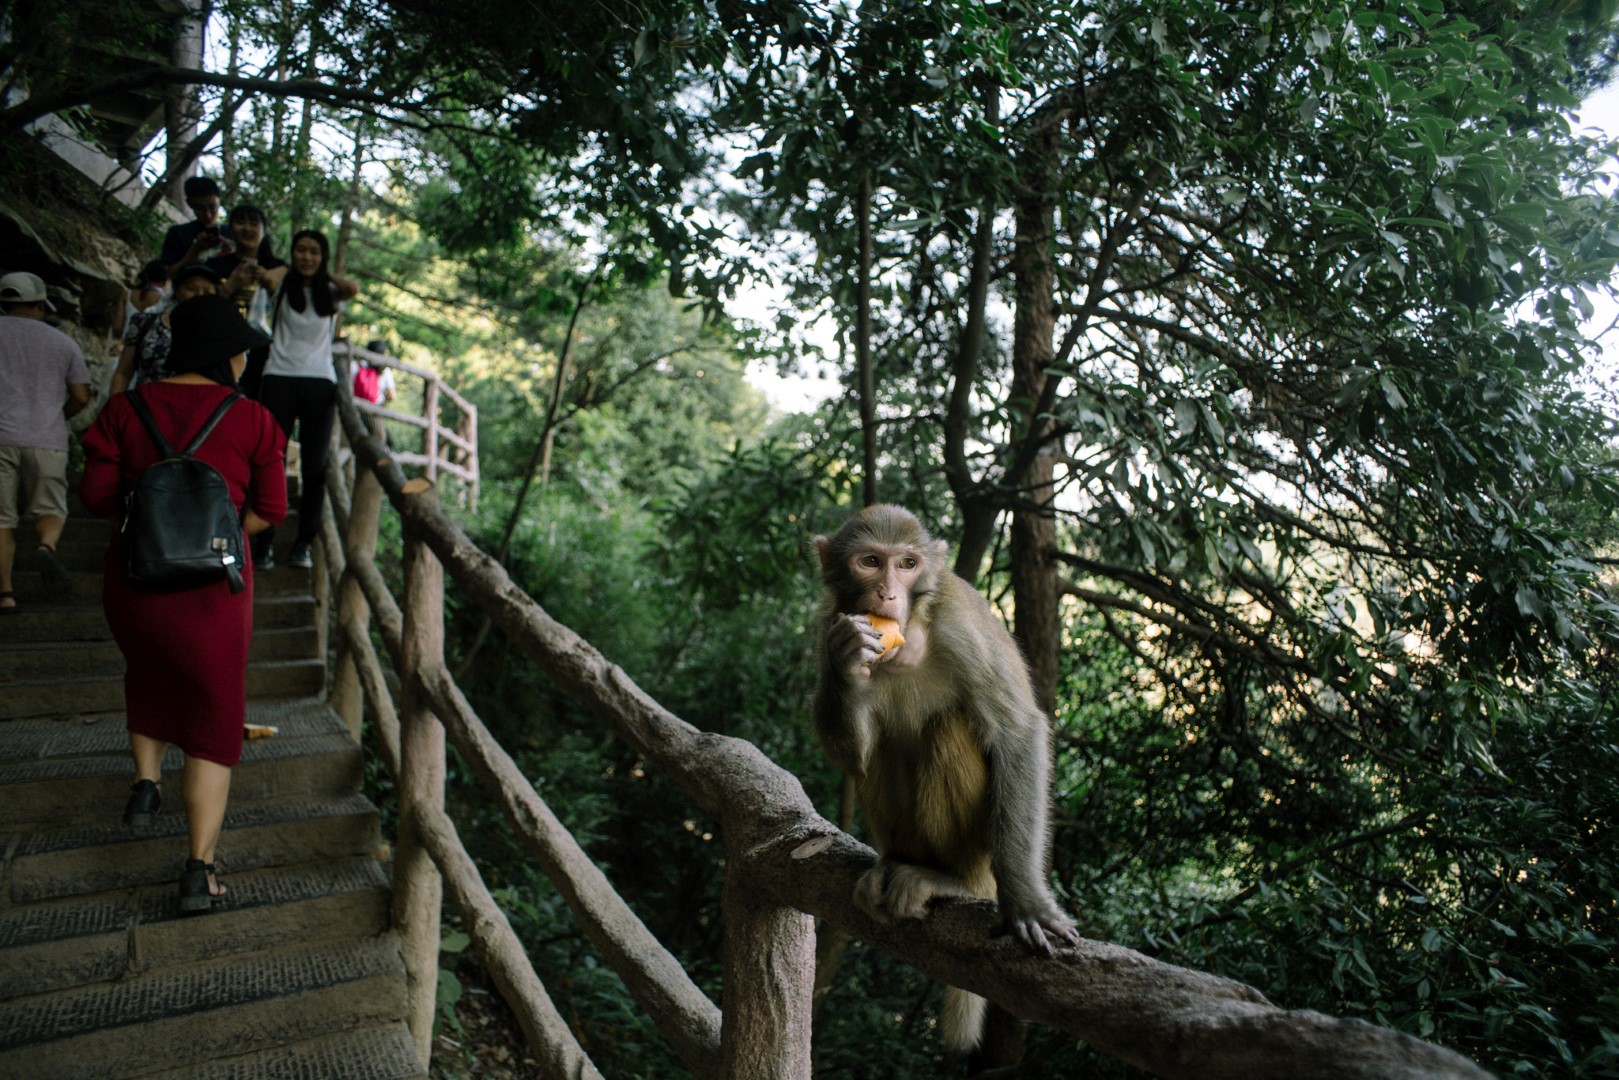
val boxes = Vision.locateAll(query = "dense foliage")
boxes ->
[14,0,1619,1075]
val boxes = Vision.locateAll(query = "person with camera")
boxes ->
[160,177,233,278]
[205,206,284,398]
[79,293,287,913]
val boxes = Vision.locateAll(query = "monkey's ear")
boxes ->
[814,536,835,572]
[931,539,949,565]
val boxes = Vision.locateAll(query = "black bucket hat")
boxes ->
[166,293,270,387]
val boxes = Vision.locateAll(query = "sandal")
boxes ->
[178,859,227,914]
[0,591,15,614]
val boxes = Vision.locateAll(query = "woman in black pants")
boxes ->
[254,230,358,568]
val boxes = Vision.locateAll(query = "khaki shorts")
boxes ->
[0,445,70,528]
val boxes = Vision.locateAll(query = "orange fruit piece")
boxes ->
[865,614,906,658]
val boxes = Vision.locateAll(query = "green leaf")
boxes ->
[1175,398,1199,436]
[1379,374,1407,410]
[1514,585,1546,620]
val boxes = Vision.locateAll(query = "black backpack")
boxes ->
[122,388,246,594]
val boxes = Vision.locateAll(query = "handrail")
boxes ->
[317,381,1492,1080]
[317,442,721,1076]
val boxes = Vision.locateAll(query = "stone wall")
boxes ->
[1,134,155,426]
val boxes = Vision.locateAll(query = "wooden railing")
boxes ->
[333,342,479,509]
[313,382,1492,1080]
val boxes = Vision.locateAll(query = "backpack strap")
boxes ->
[180,392,242,456]
[127,388,241,459]
[125,387,177,458]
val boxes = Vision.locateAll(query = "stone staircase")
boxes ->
[0,502,426,1078]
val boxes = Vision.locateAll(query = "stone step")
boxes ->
[143,1021,426,1080]
[0,625,317,681]
[5,791,379,902]
[0,594,318,644]
[0,854,390,1001]
[7,564,313,603]
[0,658,325,721]
[0,934,409,1080]
[0,699,358,827]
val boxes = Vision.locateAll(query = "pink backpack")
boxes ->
[353,365,381,403]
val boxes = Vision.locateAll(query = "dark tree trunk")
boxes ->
[945,90,1000,583]
[856,169,879,507]
[162,3,205,203]
[1007,126,1062,717]
[947,200,998,583]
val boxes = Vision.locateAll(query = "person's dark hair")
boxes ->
[283,230,337,317]
[226,205,276,263]
[137,260,169,286]
[183,176,220,199]
[172,264,223,290]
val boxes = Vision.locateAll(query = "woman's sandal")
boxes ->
[0,591,16,614]
[178,859,227,914]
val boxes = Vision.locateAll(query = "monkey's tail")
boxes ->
[941,986,987,1052]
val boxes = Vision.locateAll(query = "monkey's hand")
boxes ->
[828,613,886,681]
[1000,896,1080,957]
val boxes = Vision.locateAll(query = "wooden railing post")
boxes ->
[423,380,440,485]
[462,404,479,511]
[331,459,384,740]
[719,868,814,1079]
[396,477,446,1067]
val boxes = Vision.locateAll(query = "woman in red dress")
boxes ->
[80,293,287,912]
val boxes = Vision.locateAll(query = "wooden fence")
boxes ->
[334,341,479,509]
[314,382,1492,1080]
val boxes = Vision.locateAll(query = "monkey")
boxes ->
[812,504,1078,1052]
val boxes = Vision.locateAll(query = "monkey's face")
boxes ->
[845,545,926,627]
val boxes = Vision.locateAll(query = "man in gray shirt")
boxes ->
[0,272,91,611]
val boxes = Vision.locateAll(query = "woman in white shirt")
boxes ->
[253,230,358,569]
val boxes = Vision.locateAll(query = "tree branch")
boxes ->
[1,65,439,137]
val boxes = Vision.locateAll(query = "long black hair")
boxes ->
[227,204,276,263]
[283,230,337,317]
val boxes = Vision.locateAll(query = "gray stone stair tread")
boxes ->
[0,855,387,953]
[0,697,342,765]
[8,566,312,602]
[142,1022,426,1080]
[0,599,110,637]
[13,792,375,859]
[0,660,325,721]
[0,733,351,787]
[0,594,317,643]
[0,933,405,1051]
[0,625,317,677]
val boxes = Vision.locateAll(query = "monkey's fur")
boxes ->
[813,505,1077,1051]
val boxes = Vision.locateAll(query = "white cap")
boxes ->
[0,272,55,311]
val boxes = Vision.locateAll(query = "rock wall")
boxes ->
[1,134,157,427]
